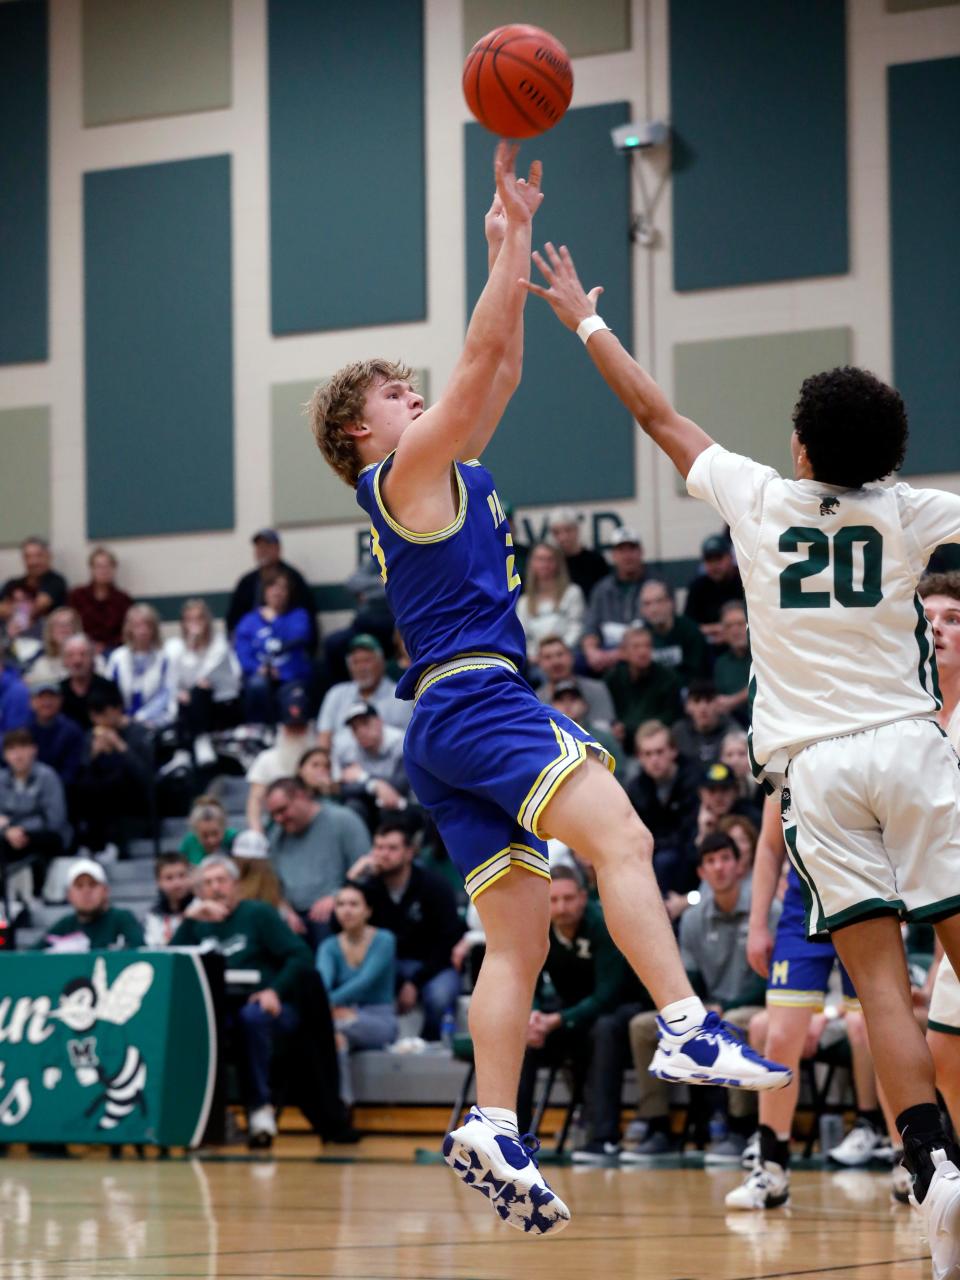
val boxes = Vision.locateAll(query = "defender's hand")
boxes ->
[522,242,604,332]
[493,142,544,225]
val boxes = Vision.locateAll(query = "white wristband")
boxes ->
[576,314,610,344]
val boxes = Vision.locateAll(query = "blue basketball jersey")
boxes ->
[355,455,527,699]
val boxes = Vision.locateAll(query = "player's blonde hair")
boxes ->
[307,359,415,488]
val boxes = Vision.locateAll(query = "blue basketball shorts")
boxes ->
[402,655,615,901]
[766,900,859,1011]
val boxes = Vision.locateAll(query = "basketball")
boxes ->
[463,24,573,139]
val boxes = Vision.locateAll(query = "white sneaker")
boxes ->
[829,1120,882,1166]
[741,1130,760,1169]
[650,1012,792,1091]
[442,1108,570,1235]
[892,1154,912,1205]
[194,734,217,767]
[725,1161,791,1211]
[912,1149,960,1280]
[248,1104,277,1139]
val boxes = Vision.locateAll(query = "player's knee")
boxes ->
[844,1010,868,1047]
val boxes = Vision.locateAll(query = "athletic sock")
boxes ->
[898,1102,949,1203]
[477,1107,520,1137]
[659,996,709,1037]
[759,1123,790,1170]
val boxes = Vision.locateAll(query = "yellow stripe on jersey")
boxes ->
[413,651,518,701]
[765,989,827,1010]
[373,452,468,544]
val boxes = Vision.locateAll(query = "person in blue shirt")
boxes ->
[234,569,315,725]
[318,881,397,1051]
[306,144,788,1236]
[0,644,30,735]
[27,680,84,785]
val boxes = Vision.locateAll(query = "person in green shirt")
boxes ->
[638,578,710,690]
[178,796,237,866]
[170,853,313,1149]
[604,625,684,743]
[713,601,751,725]
[32,857,144,951]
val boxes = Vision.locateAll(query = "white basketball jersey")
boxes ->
[687,444,960,773]
[948,701,960,753]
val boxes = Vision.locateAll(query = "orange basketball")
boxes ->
[463,24,573,139]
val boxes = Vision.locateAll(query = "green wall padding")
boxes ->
[272,371,431,527]
[465,103,634,506]
[889,57,960,476]
[673,328,851,494]
[82,0,231,126]
[0,407,50,546]
[268,0,425,334]
[84,156,234,538]
[0,1,48,365]
[463,0,630,57]
[669,0,848,291]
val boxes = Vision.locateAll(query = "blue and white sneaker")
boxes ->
[442,1108,571,1235]
[650,1011,792,1091]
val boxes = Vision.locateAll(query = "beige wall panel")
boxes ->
[0,406,50,547]
[463,0,630,56]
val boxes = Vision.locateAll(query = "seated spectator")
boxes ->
[316,634,411,750]
[625,721,700,900]
[605,625,684,743]
[245,683,318,832]
[638,579,709,688]
[104,604,172,730]
[32,858,143,951]
[581,528,648,675]
[332,701,409,827]
[719,811,759,876]
[297,745,338,801]
[0,639,31,734]
[234,569,314,726]
[143,851,195,946]
[548,507,609,600]
[69,685,153,854]
[535,635,615,730]
[550,681,620,777]
[24,606,83,685]
[0,537,68,640]
[713,601,751,724]
[67,546,133,655]
[517,867,629,1134]
[627,832,776,1159]
[516,541,585,666]
[321,552,396,688]
[0,728,71,899]
[351,818,464,1042]
[693,762,755,848]
[59,634,118,730]
[27,680,84,785]
[165,597,242,766]
[232,828,284,907]
[264,776,370,947]
[171,853,315,1149]
[719,729,762,822]
[671,680,735,766]
[180,797,237,866]
[683,534,744,644]
[226,528,318,653]
[318,881,398,1101]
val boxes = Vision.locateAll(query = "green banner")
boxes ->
[0,951,216,1146]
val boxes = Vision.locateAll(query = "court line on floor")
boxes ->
[723,1257,928,1280]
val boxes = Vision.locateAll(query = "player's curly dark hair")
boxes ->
[792,366,908,488]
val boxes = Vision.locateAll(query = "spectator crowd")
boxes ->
[2,514,815,1157]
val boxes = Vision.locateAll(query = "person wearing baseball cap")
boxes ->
[225,528,317,652]
[548,507,609,599]
[580,528,648,676]
[244,682,318,833]
[27,678,84,784]
[316,634,412,750]
[683,533,744,644]
[550,680,620,776]
[333,701,410,821]
[33,857,144,952]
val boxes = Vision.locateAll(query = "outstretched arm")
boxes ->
[384,144,542,521]
[523,243,714,478]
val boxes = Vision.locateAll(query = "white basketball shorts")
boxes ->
[782,717,960,937]
[930,956,960,1035]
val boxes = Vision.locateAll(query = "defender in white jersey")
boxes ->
[525,241,960,1274]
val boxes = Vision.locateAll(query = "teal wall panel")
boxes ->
[0,1,48,364]
[84,156,234,538]
[465,103,634,506]
[268,0,425,334]
[669,0,848,291]
[890,58,960,476]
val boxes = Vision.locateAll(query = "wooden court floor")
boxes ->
[0,1145,935,1280]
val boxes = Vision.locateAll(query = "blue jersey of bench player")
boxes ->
[356,454,613,901]
[767,866,859,1010]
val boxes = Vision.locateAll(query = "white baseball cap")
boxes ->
[67,858,107,886]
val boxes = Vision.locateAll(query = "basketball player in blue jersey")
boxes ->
[309,144,789,1237]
